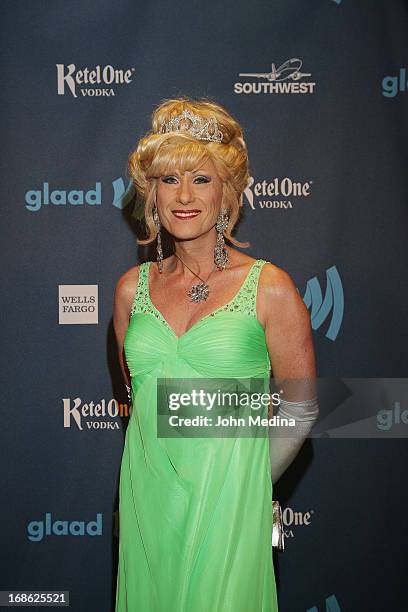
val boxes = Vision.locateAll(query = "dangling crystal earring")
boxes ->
[152,204,163,273]
[214,207,230,270]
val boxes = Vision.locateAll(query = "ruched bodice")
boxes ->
[124,259,271,378]
[115,259,278,612]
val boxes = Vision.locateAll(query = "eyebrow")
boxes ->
[162,169,210,177]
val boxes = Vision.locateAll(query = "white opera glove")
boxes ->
[269,397,319,485]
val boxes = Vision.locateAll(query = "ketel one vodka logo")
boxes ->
[63,397,131,431]
[56,63,135,98]
[282,506,314,540]
[235,58,316,95]
[244,176,312,210]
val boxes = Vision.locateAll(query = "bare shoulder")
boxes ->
[227,249,258,269]
[258,261,297,298]
[113,264,142,316]
[258,261,316,377]
[257,261,309,326]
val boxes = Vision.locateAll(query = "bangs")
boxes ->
[147,137,211,178]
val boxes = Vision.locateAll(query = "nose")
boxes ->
[176,175,194,205]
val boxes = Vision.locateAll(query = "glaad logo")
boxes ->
[244,176,312,210]
[382,68,408,98]
[112,177,136,209]
[235,58,316,95]
[27,513,102,542]
[63,397,131,431]
[377,402,408,431]
[303,267,344,341]
[56,63,135,98]
[25,182,101,212]
[24,179,134,212]
[282,506,314,540]
[307,594,342,612]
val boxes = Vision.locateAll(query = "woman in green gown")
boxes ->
[113,98,316,611]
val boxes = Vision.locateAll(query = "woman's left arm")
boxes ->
[259,264,319,484]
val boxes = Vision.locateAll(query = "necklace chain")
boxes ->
[174,252,217,283]
[173,252,217,302]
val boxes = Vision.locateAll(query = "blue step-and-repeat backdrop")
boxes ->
[2,1,407,610]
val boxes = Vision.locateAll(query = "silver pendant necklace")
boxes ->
[174,253,217,303]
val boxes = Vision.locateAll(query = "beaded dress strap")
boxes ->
[130,262,150,317]
[130,258,269,319]
[219,258,267,317]
[201,258,270,371]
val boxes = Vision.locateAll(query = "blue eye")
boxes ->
[194,176,211,183]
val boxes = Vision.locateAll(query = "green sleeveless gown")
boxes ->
[115,259,278,612]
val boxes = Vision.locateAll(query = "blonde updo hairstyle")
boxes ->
[128,97,250,248]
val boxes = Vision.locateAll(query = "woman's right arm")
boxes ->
[113,266,140,387]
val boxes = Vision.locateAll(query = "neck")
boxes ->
[170,231,225,276]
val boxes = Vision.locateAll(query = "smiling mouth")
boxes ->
[172,210,201,219]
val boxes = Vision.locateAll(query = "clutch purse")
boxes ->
[272,500,284,551]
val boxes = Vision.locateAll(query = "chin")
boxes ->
[167,225,206,241]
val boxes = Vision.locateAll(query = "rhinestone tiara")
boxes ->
[158,109,224,143]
